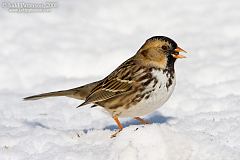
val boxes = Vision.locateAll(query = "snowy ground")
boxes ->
[1,0,240,159]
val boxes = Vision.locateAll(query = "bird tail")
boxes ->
[23,90,74,100]
[23,80,100,101]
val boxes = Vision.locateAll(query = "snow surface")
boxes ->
[1,0,240,159]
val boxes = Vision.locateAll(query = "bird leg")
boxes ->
[111,116,123,138]
[134,117,150,124]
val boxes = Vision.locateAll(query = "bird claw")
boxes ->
[110,129,122,138]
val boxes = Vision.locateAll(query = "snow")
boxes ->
[1,0,240,159]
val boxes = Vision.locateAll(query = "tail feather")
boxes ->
[23,80,101,101]
[23,90,74,100]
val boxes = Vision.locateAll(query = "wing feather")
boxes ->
[82,58,144,104]
[85,79,133,103]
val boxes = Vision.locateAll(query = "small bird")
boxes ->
[24,36,187,137]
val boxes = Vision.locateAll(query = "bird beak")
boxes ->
[172,46,187,59]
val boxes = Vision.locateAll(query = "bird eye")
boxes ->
[161,45,167,50]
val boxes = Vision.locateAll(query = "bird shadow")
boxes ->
[104,112,174,131]
[23,120,50,129]
[21,113,174,134]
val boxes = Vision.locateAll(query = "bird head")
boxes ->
[136,36,187,69]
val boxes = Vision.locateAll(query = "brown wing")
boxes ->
[85,78,133,102]
[77,58,145,107]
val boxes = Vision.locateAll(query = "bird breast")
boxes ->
[119,69,176,117]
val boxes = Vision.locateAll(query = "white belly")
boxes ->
[120,70,176,117]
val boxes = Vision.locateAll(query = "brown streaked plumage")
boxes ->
[24,36,187,137]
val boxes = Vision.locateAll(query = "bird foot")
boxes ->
[111,128,122,138]
[134,117,151,125]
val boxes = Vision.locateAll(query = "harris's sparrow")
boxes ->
[24,36,187,137]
